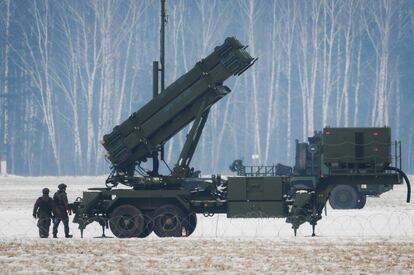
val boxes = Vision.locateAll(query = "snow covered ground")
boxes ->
[0,176,413,273]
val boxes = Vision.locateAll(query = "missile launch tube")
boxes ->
[102,37,255,173]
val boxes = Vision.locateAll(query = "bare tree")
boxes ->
[353,38,362,127]
[338,1,355,127]
[55,1,84,173]
[239,0,262,163]
[296,1,322,138]
[321,0,339,127]
[264,0,282,164]
[364,0,399,126]
[1,0,10,175]
[281,1,297,161]
[17,0,61,173]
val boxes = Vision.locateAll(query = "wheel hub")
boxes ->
[162,214,178,230]
[119,215,135,229]
[338,191,351,202]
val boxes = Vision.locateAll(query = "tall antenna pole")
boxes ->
[160,0,167,162]
[160,0,166,95]
[151,0,167,174]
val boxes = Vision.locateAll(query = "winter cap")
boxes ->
[58,183,67,190]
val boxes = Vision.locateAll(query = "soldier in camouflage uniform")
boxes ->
[52,183,73,238]
[33,188,55,238]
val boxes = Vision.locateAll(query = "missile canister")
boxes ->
[102,37,255,173]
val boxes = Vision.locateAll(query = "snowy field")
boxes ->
[0,176,413,273]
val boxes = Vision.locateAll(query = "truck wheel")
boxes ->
[109,204,145,238]
[183,212,197,237]
[153,204,185,237]
[136,214,154,238]
[357,194,367,209]
[329,185,359,209]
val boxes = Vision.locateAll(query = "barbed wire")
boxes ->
[1,211,413,239]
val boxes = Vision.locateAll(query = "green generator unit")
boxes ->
[322,127,391,173]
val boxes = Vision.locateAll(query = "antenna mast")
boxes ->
[160,0,166,96]
[151,0,167,174]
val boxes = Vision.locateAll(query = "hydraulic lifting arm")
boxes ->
[173,106,210,178]
[171,85,229,177]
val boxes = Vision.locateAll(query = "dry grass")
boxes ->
[0,238,413,274]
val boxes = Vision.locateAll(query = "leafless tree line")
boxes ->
[0,0,413,176]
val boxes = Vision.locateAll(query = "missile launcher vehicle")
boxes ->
[70,36,410,238]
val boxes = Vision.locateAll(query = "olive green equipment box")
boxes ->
[227,177,288,218]
[322,127,391,173]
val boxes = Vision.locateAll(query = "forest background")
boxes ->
[0,0,413,176]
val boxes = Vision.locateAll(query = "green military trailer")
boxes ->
[296,127,408,209]
[231,127,409,209]
[70,37,410,238]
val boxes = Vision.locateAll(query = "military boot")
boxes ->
[65,234,73,238]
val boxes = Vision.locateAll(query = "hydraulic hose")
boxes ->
[385,166,411,203]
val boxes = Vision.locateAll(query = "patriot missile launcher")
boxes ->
[101,37,255,181]
[70,35,410,238]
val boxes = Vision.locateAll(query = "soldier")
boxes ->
[32,188,55,238]
[52,183,73,238]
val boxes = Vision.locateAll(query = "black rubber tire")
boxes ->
[183,212,197,237]
[329,185,359,209]
[356,194,367,209]
[109,204,144,238]
[136,214,154,238]
[153,204,185,237]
